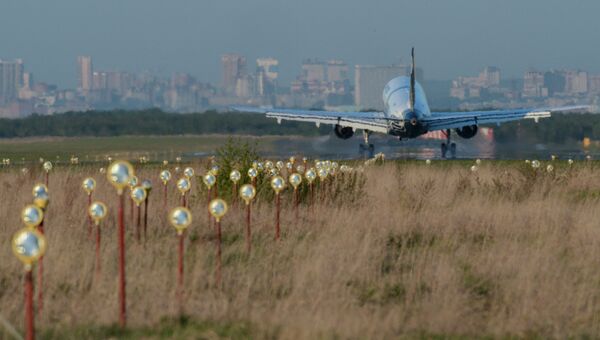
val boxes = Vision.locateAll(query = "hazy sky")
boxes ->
[1,0,599,88]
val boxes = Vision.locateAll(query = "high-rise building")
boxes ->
[301,59,326,82]
[523,71,547,97]
[564,70,588,94]
[235,74,255,98]
[588,75,600,94]
[0,59,24,104]
[77,56,93,93]
[256,58,279,81]
[221,54,246,95]
[355,64,409,110]
[544,71,566,96]
[450,66,499,100]
[256,58,279,96]
[22,72,33,90]
[327,60,348,83]
[480,66,501,87]
[106,71,133,94]
[92,71,108,90]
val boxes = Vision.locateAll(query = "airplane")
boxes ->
[233,48,587,158]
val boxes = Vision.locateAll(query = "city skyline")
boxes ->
[1,0,600,88]
[2,51,597,119]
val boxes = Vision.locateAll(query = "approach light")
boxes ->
[229,170,241,183]
[203,173,216,189]
[82,178,96,195]
[107,161,134,195]
[209,199,228,222]
[183,167,195,179]
[239,184,256,205]
[271,176,286,194]
[160,170,172,184]
[177,178,191,195]
[21,205,44,228]
[12,228,47,268]
[169,207,192,235]
[89,202,108,225]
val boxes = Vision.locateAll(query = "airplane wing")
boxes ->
[231,106,390,133]
[424,105,589,132]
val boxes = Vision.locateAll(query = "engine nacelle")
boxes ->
[455,125,478,139]
[334,125,354,139]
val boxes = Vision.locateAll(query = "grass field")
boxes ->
[0,135,312,161]
[2,159,600,339]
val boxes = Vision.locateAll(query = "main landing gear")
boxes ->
[441,129,456,159]
[359,130,375,158]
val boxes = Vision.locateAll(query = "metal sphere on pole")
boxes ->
[88,202,108,276]
[209,199,228,287]
[107,160,134,328]
[239,184,256,254]
[229,169,241,207]
[160,170,172,211]
[176,178,191,208]
[289,173,302,218]
[169,206,192,313]
[270,176,286,241]
[130,186,147,242]
[203,173,216,227]
[12,226,47,340]
[82,178,96,237]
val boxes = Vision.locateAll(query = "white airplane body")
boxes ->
[234,49,586,157]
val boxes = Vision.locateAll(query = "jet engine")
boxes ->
[455,125,478,139]
[334,125,354,139]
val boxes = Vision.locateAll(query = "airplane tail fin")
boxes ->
[410,47,416,111]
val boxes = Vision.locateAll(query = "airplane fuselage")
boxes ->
[382,76,431,139]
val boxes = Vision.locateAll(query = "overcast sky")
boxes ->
[1,0,598,87]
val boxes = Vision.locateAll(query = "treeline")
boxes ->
[0,109,329,138]
[490,113,599,144]
[1,109,599,144]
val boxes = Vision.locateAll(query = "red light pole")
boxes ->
[107,161,135,328]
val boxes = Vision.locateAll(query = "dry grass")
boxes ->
[2,160,600,339]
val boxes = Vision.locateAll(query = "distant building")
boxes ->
[92,71,107,90]
[588,75,600,94]
[450,66,501,100]
[544,71,566,96]
[22,72,33,90]
[77,56,93,94]
[235,74,255,98]
[564,70,588,94]
[523,71,547,97]
[256,58,278,96]
[0,59,24,104]
[326,60,350,96]
[301,59,326,82]
[292,59,352,98]
[355,64,409,110]
[18,72,35,100]
[327,60,348,83]
[106,71,134,95]
[256,58,278,81]
[480,66,501,87]
[221,54,246,95]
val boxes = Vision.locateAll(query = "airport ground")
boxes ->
[0,133,596,162]
[2,156,600,338]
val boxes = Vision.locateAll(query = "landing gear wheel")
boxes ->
[441,143,448,159]
[450,143,457,159]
